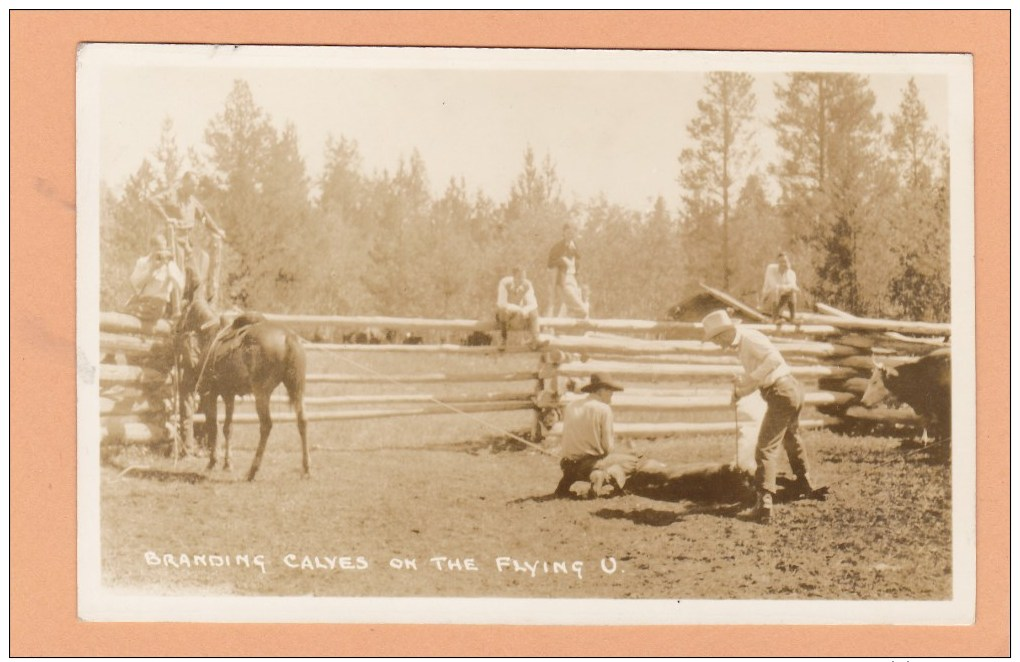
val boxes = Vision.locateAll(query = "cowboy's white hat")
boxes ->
[701,309,736,341]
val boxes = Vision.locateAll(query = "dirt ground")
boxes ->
[100,420,952,601]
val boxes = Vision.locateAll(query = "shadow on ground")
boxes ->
[106,463,209,484]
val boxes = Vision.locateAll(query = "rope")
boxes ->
[325,349,560,459]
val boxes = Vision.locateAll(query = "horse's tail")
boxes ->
[283,329,307,409]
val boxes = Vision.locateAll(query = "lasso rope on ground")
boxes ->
[324,348,561,459]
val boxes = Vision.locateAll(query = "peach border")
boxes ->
[11,9,1009,656]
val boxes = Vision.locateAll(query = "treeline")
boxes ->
[100,74,950,323]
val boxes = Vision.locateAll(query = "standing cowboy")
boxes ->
[155,171,226,304]
[546,223,589,319]
[702,309,826,523]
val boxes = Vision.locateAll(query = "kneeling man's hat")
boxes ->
[581,373,624,393]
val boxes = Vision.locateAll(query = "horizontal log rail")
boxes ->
[228,392,535,407]
[559,390,855,411]
[192,400,533,424]
[263,312,840,337]
[100,396,165,416]
[555,360,857,381]
[100,364,169,386]
[542,335,856,359]
[304,342,529,354]
[101,420,168,444]
[798,312,950,337]
[100,332,170,356]
[306,371,538,384]
[546,417,839,439]
[99,312,173,337]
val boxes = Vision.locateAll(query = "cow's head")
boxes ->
[860,357,898,407]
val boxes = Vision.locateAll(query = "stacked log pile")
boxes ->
[99,312,176,449]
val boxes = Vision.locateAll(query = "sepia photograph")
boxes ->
[76,43,975,625]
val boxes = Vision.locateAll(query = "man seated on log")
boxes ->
[554,373,641,499]
[495,265,542,350]
[702,309,826,524]
[127,233,185,322]
[760,251,800,325]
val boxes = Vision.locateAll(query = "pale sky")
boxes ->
[93,46,951,213]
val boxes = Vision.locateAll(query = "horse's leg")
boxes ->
[222,394,235,471]
[296,397,310,478]
[247,388,272,482]
[203,393,218,471]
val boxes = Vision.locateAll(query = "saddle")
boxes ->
[212,311,268,358]
[189,310,268,392]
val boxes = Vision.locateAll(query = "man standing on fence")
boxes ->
[554,373,640,499]
[546,223,589,319]
[702,309,826,524]
[154,171,226,304]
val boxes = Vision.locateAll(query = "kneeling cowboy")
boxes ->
[554,373,639,498]
[702,310,825,523]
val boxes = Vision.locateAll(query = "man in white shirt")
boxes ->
[553,373,640,499]
[703,309,825,523]
[761,251,800,324]
[496,266,541,349]
[128,233,185,321]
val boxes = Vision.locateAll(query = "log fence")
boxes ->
[97,307,948,452]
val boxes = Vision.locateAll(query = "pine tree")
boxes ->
[729,174,782,303]
[772,72,885,313]
[361,150,435,315]
[886,79,951,320]
[678,72,758,290]
[502,147,575,308]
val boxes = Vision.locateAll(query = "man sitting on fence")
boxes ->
[128,233,185,322]
[554,373,640,499]
[760,251,800,324]
[496,266,542,350]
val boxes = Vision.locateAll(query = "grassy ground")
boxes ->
[100,343,952,601]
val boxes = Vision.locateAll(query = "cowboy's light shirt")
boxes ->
[559,395,615,460]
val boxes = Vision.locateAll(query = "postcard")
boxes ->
[76,43,975,626]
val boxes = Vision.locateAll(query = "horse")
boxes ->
[178,293,309,481]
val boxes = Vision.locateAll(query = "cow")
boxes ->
[463,330,493,346]
[402,332,424,345]
[343,327,396,344]
[861,348,952,441]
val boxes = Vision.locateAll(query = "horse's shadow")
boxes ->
[106,462,209,484]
